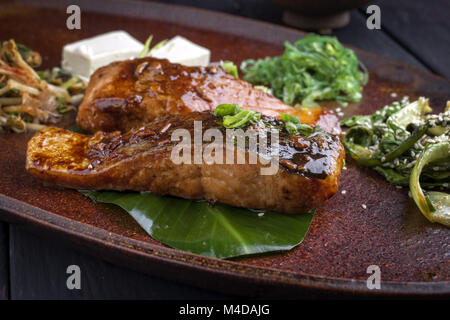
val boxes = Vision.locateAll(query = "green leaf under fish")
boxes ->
[81,191,315,259]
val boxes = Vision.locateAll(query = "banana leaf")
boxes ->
[81,191,315,259]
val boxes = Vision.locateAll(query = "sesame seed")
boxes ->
[391,92,397,98]
[362,204,367,209]
[258,212,264,217]
[343,166,347,170]
[341,190,347,194]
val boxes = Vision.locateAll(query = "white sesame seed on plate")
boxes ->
[341,190,347,194]
[362,204,367,209]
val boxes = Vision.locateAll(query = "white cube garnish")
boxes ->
[151,36,210,67]
[62,30,144,78]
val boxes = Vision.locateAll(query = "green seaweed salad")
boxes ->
[341,97,450,226]
[239,34,368,107]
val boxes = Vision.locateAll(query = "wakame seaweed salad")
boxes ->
[240,35,368,107]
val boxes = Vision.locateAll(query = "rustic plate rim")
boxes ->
[1,193,448,296]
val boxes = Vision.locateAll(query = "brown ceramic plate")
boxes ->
[0,0,449,298]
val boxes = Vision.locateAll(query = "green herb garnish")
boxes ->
[214,104,315,136]
[214,104,261,128]
[138,35,168,58]
[213,103,241,116]
[221,61,238,78]
[241,34,368,107]
[280,113,313,136]
[61,77,78,90]
[16,43,31,53]
[139,35,153,58]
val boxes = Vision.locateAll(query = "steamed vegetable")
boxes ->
[410,142,450,226]
[241,34,368,107]
[342,97,450,226]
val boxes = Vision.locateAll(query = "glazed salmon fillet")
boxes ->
[76,57,340,134]
[27,112,345,214]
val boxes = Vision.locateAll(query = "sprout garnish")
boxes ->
[0,39,86,132]
[138,35,168,58]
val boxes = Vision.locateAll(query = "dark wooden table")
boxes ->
[0,0,448,299]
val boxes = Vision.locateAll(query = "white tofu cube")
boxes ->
[151,36,210,67]
[62,30,144,78]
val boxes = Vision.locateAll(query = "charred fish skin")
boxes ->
[27,111,345,214]
[76,57,340,134]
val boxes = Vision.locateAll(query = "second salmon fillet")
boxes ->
[76,57,340,134]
